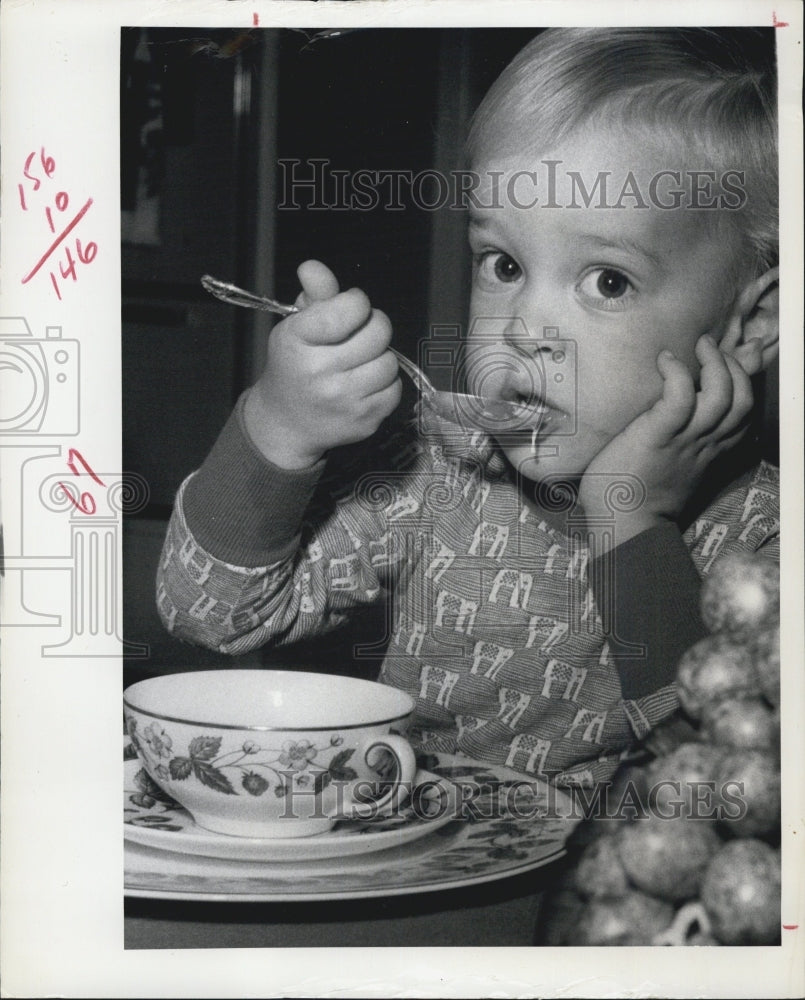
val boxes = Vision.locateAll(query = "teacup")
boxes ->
[123,669,417,838]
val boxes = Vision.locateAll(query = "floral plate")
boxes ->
[125,750,580,901]
[124,757,460,862]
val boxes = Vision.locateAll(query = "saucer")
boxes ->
[125,750,581,901]
[124,756,459,862]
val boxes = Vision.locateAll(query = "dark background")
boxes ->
[122,27,779,685]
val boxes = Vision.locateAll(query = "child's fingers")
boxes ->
[335,310,393,369]
[348,350,401,398]
[710,418,752,459]
[688,335,735,435]
[733,336,764,378]
[363,376,404,420]
[690,339,755,440]
[647,349,697,435]
[294,287,373,346]
[295,260,340,307]
[712,352,755,438]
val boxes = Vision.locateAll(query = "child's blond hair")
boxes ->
[467,28,778,276]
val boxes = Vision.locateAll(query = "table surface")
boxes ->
[124,862,561,948]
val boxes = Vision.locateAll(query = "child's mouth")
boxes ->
[426,389,565,435]
[496,393,569,437]
[513,390,547,411]
[490,380,571,440]
[503,385,561,422]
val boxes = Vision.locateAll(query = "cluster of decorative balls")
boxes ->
[538,551,781,947]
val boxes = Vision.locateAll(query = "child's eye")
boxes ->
[474,252,523,288]
[577,268,636,310]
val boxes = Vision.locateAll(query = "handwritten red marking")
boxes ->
[66,448,105,487]
[58,483,97,515]
[253,12,259,26]
[41,148,56,178]
[44,194,70,234]
[23,151,42,192]
[58,449,106,515]
[18,183,28,211]
[59,246,78,282]
[773,11,789,26]
[22,148,55,190]
[783,924,798,930]
[50,273,62,300]
[21,197,93,284]
[76,238,97,264]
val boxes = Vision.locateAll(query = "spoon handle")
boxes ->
[387,348,435,398]
[201,275,298,316]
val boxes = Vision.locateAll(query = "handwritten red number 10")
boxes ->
[58,449,106,514]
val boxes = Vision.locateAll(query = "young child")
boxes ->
[157,28,779,787]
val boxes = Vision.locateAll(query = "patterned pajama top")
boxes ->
[157,395,779,788]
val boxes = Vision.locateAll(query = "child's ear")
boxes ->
[720,266,779,376]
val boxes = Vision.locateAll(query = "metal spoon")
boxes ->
[201,274,564,435]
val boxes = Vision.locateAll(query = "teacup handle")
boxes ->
[332,734,417,822]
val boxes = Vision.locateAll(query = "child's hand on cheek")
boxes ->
[579,333,756,551]
[244,260,402,469]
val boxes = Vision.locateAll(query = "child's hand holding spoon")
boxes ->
[202,268,566,459]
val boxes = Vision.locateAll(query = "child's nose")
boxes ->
[502,317,555,358]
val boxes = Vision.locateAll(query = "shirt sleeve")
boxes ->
[588,521,708,732]
[156,400,437,655]
[182,391,325,566]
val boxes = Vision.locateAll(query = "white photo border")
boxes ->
[0,1,802,997]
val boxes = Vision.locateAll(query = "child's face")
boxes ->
[466,124,746,484]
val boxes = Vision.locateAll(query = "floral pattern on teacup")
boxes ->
[142,722,173,758]
[126,716,362,800]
